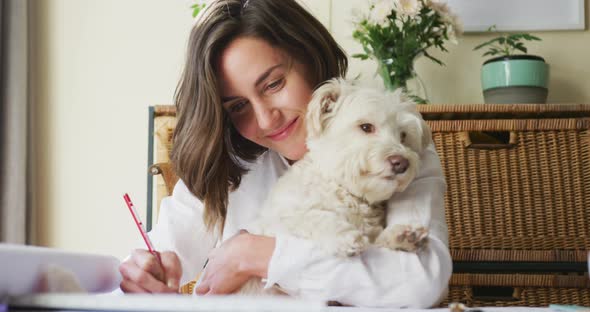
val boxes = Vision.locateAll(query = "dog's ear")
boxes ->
[306,79,342,139]
[417,113,432,151]
[393,89,432,153]
[405,110,432,153]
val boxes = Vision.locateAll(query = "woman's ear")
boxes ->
[306,78,342,139]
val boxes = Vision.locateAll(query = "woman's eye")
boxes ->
[229,100,247,113]
[360,123,375,133]
[266,78,284,91]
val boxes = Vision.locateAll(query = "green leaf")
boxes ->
[408,94,428,104]
[522,34,542,41]
[473,38,501,50]
[352,53,369,60]
[191,3,205,18]
[423,51,444,66]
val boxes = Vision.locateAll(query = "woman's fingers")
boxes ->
[119,279,149,293]
[195,283,209,295]
[160,251,182,290]
[194,266,210,295]
[119,260,172,293]
[131,249,165,282]
[118,249,182,293]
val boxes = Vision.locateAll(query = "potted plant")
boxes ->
[474,26,548,104]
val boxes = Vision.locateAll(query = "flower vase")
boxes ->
[404,70,429,104]
[378,63,429,104]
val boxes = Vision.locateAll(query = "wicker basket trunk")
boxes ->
[440,273,590,307]
[418,104,590,307]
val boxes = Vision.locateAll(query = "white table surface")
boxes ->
[5,294,555,312]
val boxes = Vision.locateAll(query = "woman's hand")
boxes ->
[195,231,275,295]
[118,249,182,293]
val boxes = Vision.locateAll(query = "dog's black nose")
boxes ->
[388,156,409,174]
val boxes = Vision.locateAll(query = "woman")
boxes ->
[118,0,452,307]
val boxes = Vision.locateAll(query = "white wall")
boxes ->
[31,0,195,258]
[31,0,589,260]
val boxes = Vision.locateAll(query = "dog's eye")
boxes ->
[360,123,375,133]
[401,131,407,143]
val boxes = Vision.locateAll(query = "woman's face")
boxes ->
[218,36,314,162]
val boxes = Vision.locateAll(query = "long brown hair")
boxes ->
[171,0,348,234]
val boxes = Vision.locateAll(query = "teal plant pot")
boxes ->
[481,55,549,104]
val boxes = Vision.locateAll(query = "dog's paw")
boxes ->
[375,224,429,252]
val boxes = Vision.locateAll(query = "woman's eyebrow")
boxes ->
[254,64,282,87]
[221,95,239,103]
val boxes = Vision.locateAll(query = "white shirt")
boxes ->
[147,145,452,308]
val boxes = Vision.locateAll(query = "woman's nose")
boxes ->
[253,102,280,130]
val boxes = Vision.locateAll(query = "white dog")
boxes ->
[240,79,432,294]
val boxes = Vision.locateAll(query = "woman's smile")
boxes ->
[266,117,299,141]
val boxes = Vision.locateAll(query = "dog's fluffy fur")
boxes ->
[239,79,432,294]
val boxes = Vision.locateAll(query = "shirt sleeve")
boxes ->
[263,145,452,308]
[145,180,218,285]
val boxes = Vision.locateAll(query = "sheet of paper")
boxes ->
[0,244,121,296]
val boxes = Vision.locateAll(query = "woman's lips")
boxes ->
[267,117,299,141]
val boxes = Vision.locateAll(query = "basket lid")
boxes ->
[418,104,590,120]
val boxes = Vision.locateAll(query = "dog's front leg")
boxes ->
[313,217,370,257]
[287,210,369,257]
[330,227,369,257]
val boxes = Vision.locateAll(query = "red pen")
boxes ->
[123,193,162,265]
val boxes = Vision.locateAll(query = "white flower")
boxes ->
[351,7,363,22]
[369,0,395,26]
[447,21,463,44]
[394,0,422,17]
[427,0,450,16]
[449,13,464,37]
[427,0,463,40]
[447,29,458,44]
[442,12,463,42]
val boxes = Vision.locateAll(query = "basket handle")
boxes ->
[469,286,524,303]
[459,131,518,149]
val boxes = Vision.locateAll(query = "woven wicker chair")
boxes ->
[149,162,178,196]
